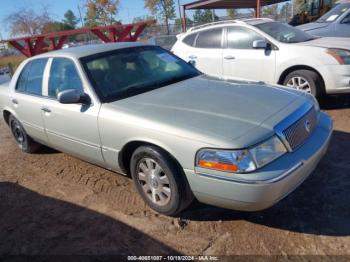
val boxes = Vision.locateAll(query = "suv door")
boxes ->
[12,58,49,144]
[222,26,276,83]
[41,57,104,165]
[187,28,224,77]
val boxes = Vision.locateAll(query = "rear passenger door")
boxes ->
[186,28,224,78]
[41,57,104,165]
[12,58,49,144]
[222,26,276,83]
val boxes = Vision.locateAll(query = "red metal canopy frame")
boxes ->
[0,21,155,57]
[181,0,289,31]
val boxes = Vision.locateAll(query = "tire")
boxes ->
[9,115,41,153]
[283,69,324,98]
[130,145,194,216]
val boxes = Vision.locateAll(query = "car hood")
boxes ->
[106,76,308,147]
[293,37,350,50]
[297,22,330,32]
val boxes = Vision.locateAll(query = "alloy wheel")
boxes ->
[137,158,171,206]
[286,76,312,93]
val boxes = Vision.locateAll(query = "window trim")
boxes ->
[193,27,224,49]
[15,58,49,97]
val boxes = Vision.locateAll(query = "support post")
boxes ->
[182,5,187,32]
[256,0,261,18]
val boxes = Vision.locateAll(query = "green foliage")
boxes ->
[193,9,217,25]
[226,9,237,19]
[63,10,79,29]
[42,22,74,34]
[85,0,120,26]
[144,0,176,34]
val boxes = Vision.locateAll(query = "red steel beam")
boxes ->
[1,21,155,57]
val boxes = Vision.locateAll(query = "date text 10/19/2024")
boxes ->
[127,256,219,261]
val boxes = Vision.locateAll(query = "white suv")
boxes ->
[172,18,350,97]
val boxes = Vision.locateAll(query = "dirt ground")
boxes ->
[0,96,350,257]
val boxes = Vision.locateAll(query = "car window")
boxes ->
[227,27,265,49]
[48,58,83,99]
[81,46,200,102]
[342,13,350,23]
[183,33,197,46]
[16,62,32,92]
[195,28,222,48]
[16,59,48,96]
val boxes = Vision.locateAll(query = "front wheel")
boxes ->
[283,69,324,98]
[9,115,41,153]
[130,146,193,216]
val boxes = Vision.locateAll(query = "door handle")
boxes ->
[224,55,236,60]
[189,55,197,59]
[11,98,18,105]
[41,107,51,113]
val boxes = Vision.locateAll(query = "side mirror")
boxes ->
[57,89,91,105]
[253,40,269,49]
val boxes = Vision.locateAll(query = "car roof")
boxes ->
[186,18,273,33]
[34,42,147,59]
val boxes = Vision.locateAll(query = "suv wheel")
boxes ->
[283,70,324,97]
[130,145,193,216]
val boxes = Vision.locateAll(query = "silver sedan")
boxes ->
[0,43,332,215]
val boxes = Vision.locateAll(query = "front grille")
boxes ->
[282,107,318,151]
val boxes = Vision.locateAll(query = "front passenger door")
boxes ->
[222,26,276,83]
[41,58,104,165]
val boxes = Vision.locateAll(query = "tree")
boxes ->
[175,17,192,31]
[145,0,176,35]
[227,9,238,19]
[262,4,278,19]
[294,0,307,14]
[193,9,217,25]
[63,10,79,29]
[85,0,120,27]
[42,22,74,34]
[4,7,51,36]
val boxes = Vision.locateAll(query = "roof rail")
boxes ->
[187,20,242,32]
[238,18,274,23]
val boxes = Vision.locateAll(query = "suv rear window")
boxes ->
[183,33,197,46]
[195,28,222,48]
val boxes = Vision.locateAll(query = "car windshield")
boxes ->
[317,3,350,23]
[81,46,200,102]
[255,21,315,43]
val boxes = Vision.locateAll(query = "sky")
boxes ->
[0,0,205,39]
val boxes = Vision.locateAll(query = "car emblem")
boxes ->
[304,119,311,133]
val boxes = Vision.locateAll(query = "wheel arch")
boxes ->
[2,108,18,126]
[277,65,325,88]
[118,140,184,176]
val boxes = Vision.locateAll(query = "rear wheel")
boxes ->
[9,115,41,153]
[283,69,324,98]
[130,145,193,216]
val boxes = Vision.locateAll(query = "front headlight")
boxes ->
[196,136,287,173]
[326,49,350,65]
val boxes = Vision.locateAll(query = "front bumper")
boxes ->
[317,65,350,94]
[184,112,333,211]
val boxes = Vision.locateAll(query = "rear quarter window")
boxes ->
[183,33,197,46]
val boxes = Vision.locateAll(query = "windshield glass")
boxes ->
[255,21,315,43]
[81,46,200,102]
[317,3,350,23]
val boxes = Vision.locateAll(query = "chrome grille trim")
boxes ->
[282,108,317,151]
[274,103,318,152]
